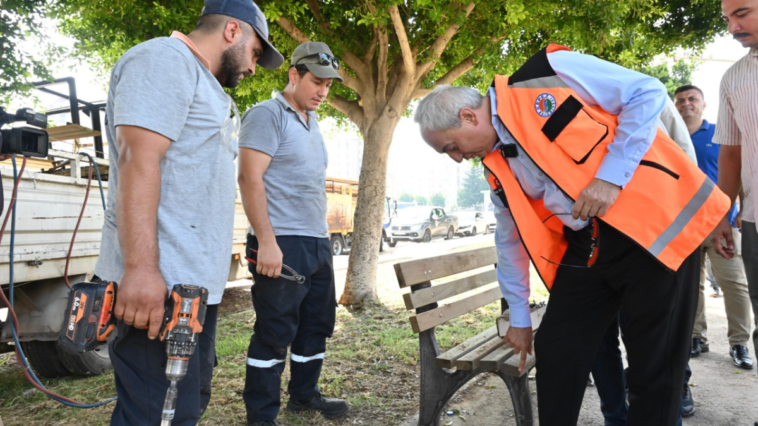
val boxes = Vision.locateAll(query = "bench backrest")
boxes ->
[394,246,501,333]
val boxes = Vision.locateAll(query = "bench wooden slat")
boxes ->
[394,246,497,288]
[500,350,536,377]
[409,286,502,333]
[480,307,546,372]
[497,305,547,338]
[455,334,507,370]
[435,326,498,368]
[402,269,498,310]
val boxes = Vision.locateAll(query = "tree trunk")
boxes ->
[339,116,399,305]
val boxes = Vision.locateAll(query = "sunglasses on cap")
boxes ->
[295,52,340,70]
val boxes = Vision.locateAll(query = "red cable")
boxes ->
[0,157,80,404]
[0,157,26,243]
[63,157,94,288]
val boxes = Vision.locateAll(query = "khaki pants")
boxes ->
[693,228,753,346]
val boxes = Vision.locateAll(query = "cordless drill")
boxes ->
[159,284,208,426]
[60,282,208,426]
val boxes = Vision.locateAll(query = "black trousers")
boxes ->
[739,221,758,359]
[109,304,219,426]
[243,235,336,423]
[535,221,699,426]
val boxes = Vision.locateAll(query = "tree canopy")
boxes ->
[1,0,64,103]
[430,193,446,208]
[639,59,697,99]
[458,165,489,208]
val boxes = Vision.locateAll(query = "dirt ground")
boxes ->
[402,291,758,426]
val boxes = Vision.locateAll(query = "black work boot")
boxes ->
[730,345,754,369]
[286,393,350,419]
[682,385,695,417]
[691,338,709,357]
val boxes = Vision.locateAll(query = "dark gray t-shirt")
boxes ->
[239,93,329,238]
[95,36,238,305]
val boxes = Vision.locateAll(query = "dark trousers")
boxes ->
[243,235,336,423]
[592,315,628,426]
[592,316,691,426]
[110,304,219,426]
[740,222,758,358]
[535,221,700,426]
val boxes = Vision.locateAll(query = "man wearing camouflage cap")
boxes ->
[237,42,349,425]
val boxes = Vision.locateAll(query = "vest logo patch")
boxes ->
[535,93,557,117]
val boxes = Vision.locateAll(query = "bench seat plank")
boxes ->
[403,270,498,310]
[435,326,499,368]
[394,246,498,288]
[409,287,502,333]
[500,350,536,377]
[455,334,507,370]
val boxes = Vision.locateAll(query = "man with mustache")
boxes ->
[237,42,349,425]
[414,44,729,425]
[712,0,758,384]
[96,0,283,424]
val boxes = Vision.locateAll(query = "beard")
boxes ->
[220,39,250,89]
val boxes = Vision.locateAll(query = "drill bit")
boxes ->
[160,380,178,426]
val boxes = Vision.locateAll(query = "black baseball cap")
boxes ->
[202,0,284,70]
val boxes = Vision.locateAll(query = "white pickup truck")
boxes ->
[0,144,251,377]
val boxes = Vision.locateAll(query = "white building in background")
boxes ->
[325,133,363,181]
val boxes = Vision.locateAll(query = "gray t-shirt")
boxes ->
[239,93,329,238]
[95,36,238,305]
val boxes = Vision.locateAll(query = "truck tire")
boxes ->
[422,229,432,243]
[58,341,113,376]
[388,240,398,248]
[331,235,344,256]
[471,227,477,236]
[444,227,455,240]
[20,341,72,378]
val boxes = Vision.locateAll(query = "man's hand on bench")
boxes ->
[503,326,534,373]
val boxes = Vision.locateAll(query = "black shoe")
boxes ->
[247,422,279,426]
[730,345,754,370]
[691,338,709,357]
[682,385,695,417]
[287,394,350,419]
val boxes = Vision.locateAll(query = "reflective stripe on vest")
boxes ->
[483,45,730,290]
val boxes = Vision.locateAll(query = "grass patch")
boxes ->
[0,265,548,426]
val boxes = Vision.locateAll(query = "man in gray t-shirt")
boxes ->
[97,1,283,424]
[238,42,350,424]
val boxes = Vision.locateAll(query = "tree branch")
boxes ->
[416,1,476,77]
[276,17,312,44]
[276,16,364,94]
[388,5,415,77]
[375,27,389,100]
[328,95,364,124]
[363,25,379,64]
[305,0,331,35]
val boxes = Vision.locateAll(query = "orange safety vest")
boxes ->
[482,44,730,290]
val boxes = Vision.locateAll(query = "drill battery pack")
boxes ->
[58,281,117,354]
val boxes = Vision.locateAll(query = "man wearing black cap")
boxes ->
[96,1,282,424]
[237,42,349,425]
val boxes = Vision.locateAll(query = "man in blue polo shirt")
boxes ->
[675,85,754,371]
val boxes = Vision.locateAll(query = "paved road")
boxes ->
[332,231,494,271]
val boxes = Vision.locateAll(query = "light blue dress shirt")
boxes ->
[490,50,667,328]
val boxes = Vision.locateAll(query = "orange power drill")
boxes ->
[159,284,208,426]
[59,282,208,426]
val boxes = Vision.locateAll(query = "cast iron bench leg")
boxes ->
[418,328,479,426]
[497,371,534,426]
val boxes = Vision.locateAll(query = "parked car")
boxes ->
[456,210,489,236]
[388,207,458,246]
[483,210,497,233]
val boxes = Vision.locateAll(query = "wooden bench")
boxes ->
[394,246,545,426]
